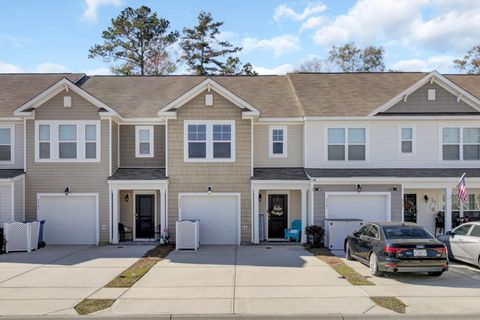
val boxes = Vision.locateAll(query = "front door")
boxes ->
[268,194,288,239]
[403,194,417,223]
[135,194,154,239]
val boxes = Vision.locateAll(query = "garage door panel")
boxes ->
[328,194,388,222]
[181,195,238,245]
[38,195,97,245]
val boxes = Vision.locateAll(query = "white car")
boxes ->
[438,222,480,268]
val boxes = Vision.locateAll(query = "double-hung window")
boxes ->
[135,126,154,158]
[269,126,287,157]
[327,127,366,161]
[185,121,235,161]
[0,126,13,162]
[35,121,100,162]
[399,127,414,154]
[442,127,480,161]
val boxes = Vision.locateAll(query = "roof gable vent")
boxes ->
[427,89,436,101]
[64,96,72,108]
[205,93,214,106]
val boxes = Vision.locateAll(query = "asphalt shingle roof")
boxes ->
[109,168,167,180]
[252,167,309,180]
[0,169,25,179]
[306,168,480,178]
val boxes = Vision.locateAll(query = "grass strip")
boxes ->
[308,247,374,286]
[370,296,407,313]
[74,299,114,315]
[105,244,173,288]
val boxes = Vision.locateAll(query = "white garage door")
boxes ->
[181,194,239,245]
[38,194,97,245]
[327,193,389,222]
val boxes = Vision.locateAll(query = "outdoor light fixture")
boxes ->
[259,194,262,201]
[424,195,429,203]
[207,185,212,195]
[125,193,130,202]
[391,187,399,191]
[64,186,71,196]
[356,184,362,193]
[313,187,320,191]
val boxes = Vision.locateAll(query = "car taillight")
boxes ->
[433,246,448,254]
[384,245,407,254]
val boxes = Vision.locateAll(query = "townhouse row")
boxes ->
[1,71,480,246]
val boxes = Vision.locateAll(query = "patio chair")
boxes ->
[118,223,133,242]
[285,219,302,242]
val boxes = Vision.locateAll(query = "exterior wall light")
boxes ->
[207,185,212,195]
[356,184,362,193]
[125,193,130,202]
[64,186,71,196]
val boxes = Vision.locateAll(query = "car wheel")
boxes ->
[369,252,383,277]
[345,242,354,261]
[427,271,444,277]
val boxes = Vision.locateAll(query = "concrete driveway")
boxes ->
[0,245,154,316]
[109,245,384,316]
[340,253,480,315]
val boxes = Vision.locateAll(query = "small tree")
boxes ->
[328,42,385,72]
[453,45,480,74]
[297,57,331,72]
[180,11,255,75]
[88,6,179,75]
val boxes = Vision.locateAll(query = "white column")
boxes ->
[112,188,119,244]
[160,187,166,242]
[445,187,452,233]
[301,188,307,243]
[308,183,314,226]
[253,188,260,244]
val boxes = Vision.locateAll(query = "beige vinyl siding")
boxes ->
[111,121,119,174]
[313,184,402,227]
[25,90,111,243]
[167,90,251,243]
[254,124,303,167]
[386,83,476,113]
[119,125,165,168]
[0,122,24,169]
[13,176,24,221]
[0,184,12,224]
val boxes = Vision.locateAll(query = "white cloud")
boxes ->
[242,35,300,57]
[84,0,122,21]
[0,62,23,73]
[389,55,455,73]
[85,67,112,75]
[300,16,325,32]
[310,0,480,53]
[274,3,327,22]
[253,64,295,75]
[35,63,70,73]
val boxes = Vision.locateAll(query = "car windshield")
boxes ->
[383,226,434,239]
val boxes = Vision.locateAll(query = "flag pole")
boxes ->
[458,172,466,183]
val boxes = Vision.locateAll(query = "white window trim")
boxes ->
[0,125,14,164]
[35,120,101,163]
[398,126,416,156]
[269,126,287,158]
[324,126,369,162]
[135,126,154,158]
[439,125,480,163]
[184,120,236,162]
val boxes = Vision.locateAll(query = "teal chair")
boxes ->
[285,219,302,242]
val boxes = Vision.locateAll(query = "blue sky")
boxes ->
[1,0,480,74]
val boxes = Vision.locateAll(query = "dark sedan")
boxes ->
[345,222,449,276]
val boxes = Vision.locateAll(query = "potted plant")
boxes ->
[305,225,324,248]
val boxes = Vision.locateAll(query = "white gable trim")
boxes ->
[14,78,119,117]
[368,71,480,116]
[158,78,260,116]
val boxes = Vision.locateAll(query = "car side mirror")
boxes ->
[353,231,360,238]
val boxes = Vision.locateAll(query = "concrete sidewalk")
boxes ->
[0,245,154,316]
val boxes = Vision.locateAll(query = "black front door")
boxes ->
[404,194,417,223]
[135,194,154,239]
[268,194,288,239]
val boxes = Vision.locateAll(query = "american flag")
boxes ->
[457,173,468,203]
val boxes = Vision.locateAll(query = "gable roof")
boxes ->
[14,78,119,116]
[0,73,84,118]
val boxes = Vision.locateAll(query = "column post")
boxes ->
[253,187,260,244]
[301,187,307,243]
[160,186,166,243]
[445,187,452,233]
[112,187,119,244]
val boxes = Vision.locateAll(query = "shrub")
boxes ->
[305,225,324,248]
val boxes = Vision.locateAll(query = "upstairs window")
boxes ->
[135,126,154,158]
[184,121,235,162]
[399,127,414,154]
[327,127,366,161]
[35,121,100,162]
[0,126,13,162]
[442,127,480,161]
[269,126,287,157]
